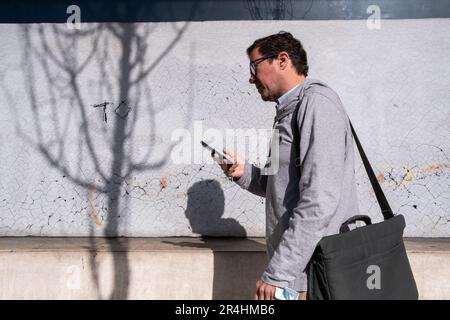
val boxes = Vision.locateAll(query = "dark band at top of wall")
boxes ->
[1,0,450,23]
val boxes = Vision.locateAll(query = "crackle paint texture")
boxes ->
[0,20,449,237]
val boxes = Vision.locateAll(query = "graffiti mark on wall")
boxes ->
[93,100,132,123]
[114,101,132,119]
[93,102,111,123]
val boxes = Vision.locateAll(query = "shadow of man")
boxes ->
[165,179,267,299]
[185,179,246,237]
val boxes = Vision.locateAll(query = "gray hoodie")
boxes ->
[235,78,360,291]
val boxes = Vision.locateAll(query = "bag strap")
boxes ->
[292,102,395,221]
[348,121,394,219]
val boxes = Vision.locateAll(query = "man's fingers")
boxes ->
[212,152,229,173]
[255,281,263,300]
[256,281,271,300]
[227,163,237,176]
[213,148,244,178]
[224,148,242,165]
[223,147,234,158]
[220,148,237,177]
[257,287,264,300]
[230,158,239,170]
[264,286,272,300]
[255,280,275,300]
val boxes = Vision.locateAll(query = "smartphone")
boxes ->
[200,140,233,168]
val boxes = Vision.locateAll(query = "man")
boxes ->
[216,31,359,300]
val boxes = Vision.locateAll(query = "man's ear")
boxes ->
[278,51,289,70]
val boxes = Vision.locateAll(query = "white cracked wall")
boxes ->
[0,19,449,237]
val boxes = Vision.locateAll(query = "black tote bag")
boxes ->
[303,122,419,300]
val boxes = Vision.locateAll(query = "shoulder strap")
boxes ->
[292,102,394,221]
[348,121,394,220]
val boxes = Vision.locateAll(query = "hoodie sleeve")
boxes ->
[261,92,348,288]
[234,161,268,198]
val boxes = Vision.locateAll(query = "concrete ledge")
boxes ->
[0,237,449,299]
[402,238,450,300]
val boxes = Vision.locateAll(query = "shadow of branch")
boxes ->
[17,11,194,298]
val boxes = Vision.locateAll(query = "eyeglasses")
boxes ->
[249,55,278,77]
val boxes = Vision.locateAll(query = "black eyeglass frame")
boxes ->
[249,54,278,77]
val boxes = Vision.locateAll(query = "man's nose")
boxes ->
[249,74,256,84]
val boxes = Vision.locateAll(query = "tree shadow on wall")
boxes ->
[12,3,198,299]
[164,179,267,299]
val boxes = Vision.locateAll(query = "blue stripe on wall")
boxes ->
[1,0,450,23]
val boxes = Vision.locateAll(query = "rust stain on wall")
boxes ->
[398,169,416,186]
[378,163,450,189]
[398,163,450,186]
[159,177,169,189]
[421,163,450,174]
[88,183,103,227]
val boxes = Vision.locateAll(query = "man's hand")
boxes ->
[213,148,245,180]
[254,280,276,300]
